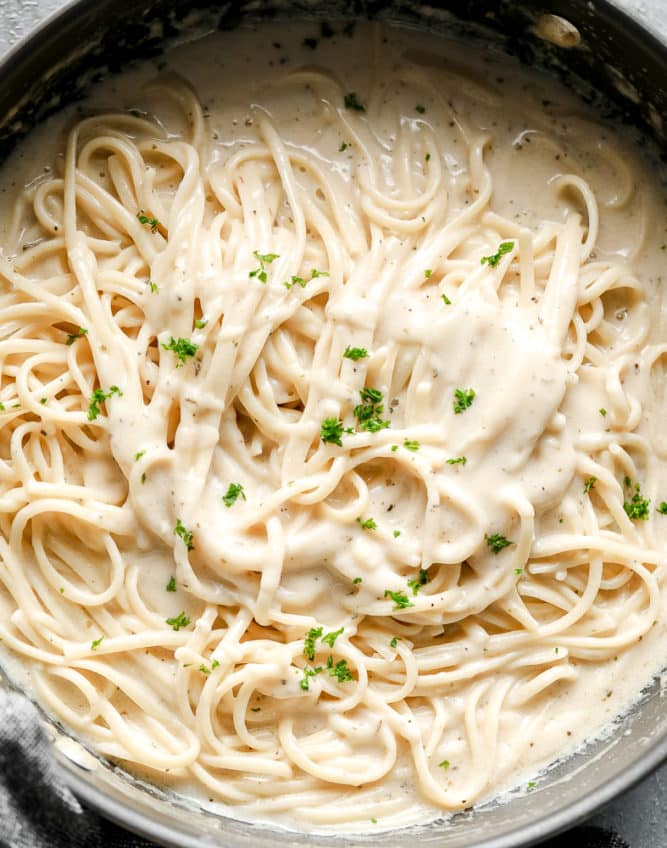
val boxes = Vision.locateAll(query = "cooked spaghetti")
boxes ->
[0,20,666,830]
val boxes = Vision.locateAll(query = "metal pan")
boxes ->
[0,2,665,846]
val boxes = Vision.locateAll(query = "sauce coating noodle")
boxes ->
[0,21,666,831]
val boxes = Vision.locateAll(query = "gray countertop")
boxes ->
[0,1,665,846]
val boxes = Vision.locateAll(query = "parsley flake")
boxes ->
[439,759,450,769]
[174,518,194,550]
[384,589,414,610]
[390,636,400,648]
[600,407,607,417]
[343,346,368,361]
[91,636,104,650]
[354,387,389,432]
[415,104,426,114]
[424,269,432,278]
[304,626,323,661]
[87,385,122,421]
[66,327,88,345]
[161,336,198,366]
[403,439,420,452]
[166,611,190,631]
[321,417,344,446]
[147,280,159,294]
[481,241,514,268]
[222,482,246,508]
[453,388,475,414]
[486,534,513,554]
[137,211,161,232]
[194,318,207,329]
[441,293,451,305]
[166,576,177,592]
[447,456,467,465]
[300,666,322,691]
[623,480,650,520]
[352,577,363,584]
[249,250,279,283]
[357,517,377,530]
[407,568,430,595]
[339,142,349,152]
[327,656,353,682]
[658,502,667,515]
[583,476,597,494]
[134,449,146,461]
[322,627,344,648]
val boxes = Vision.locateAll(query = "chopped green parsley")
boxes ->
[384,589,414,610]
[137,211,161,232]
[166,576,177,592]
[87,385,122,421]
[222,482,246,508]
[343,346,368,361]
[393,530,401,538]
[583,476,597,494]
[424,269,432,278]
[249,250,279,283]
[322,627,344,648]
[300,666,322,691]
[66,327,88,345]
[166,611,190,631]
[284,275,307,289]
[441,293,452,305]
[147,280,159,294]
[600,407,607,417]
[415,104,426,114]
[91,636,104,650]
[174,518,194,550]
[623,480,650,520]
[486,533,513,554]
[357,517,377,530]
[658,502,667,515]
[481,241,514,268]
[194,318,208,329]
[134,449,146,461]
[407,568,430,595]
[403,439,420,452]
[390,636,400,648]
[352,577,363,584]
[447,456,467,465]
[438,759,450,769]
[339,142,349,152]
[453,388,475,414]
[320,417,344,446]
[161,336,198,366]
[303,626,323,661]
[344,92,365,112]
[354,386,389,432]
[327,656,353,682]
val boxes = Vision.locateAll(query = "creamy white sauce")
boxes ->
[0,19,666,833]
